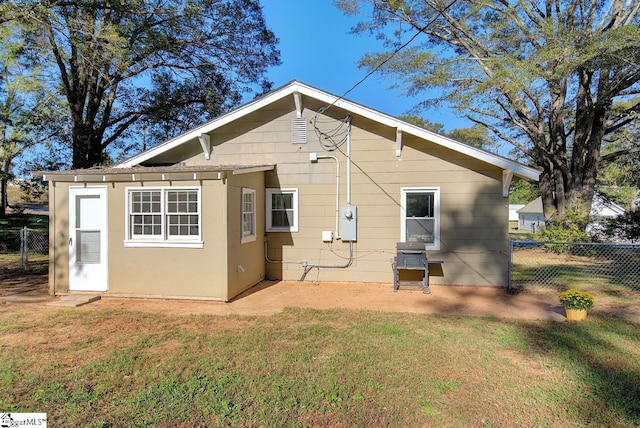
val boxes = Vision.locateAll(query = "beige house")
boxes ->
[38,81,539,301]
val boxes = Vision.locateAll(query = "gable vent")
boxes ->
[292,117,307,144]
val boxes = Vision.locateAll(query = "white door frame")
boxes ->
[69,186,108,292]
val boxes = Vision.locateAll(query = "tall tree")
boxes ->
[0,20,60,216]
[2,0,280,169]
[336,0,640,222]
[596,98,640,208]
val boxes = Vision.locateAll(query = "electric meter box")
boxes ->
[340,205,357,241]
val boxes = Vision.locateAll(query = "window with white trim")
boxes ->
[401,187,440,250]
[266,188,298,232]
[241,188,256,243]
[126,187,202,247]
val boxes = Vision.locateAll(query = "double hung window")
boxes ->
[401,187,440,250]
[266,188,298,232]
[241,188,256,243]
[126,187,202,247]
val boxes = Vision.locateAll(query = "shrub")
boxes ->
[537,207,590,253]
[605,209,640,243]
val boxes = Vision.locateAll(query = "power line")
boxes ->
[321,1,457,115]
[312,1,457,147]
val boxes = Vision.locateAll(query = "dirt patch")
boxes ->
[3,276,638,323]
[70,281,562,319]
[0,274,47,296]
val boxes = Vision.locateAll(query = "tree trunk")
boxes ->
[0,157,12,217]
[71,124,104,169]
[72,139,104,169]
[0,177,7,217]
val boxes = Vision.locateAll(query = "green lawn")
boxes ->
[512,246,640,293]
[1,306,639,427]
[0,213,48,230]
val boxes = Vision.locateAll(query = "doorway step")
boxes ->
[47,295,101,308]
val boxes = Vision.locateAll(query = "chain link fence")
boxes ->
[509,240,640,292]
[0,227,49,270]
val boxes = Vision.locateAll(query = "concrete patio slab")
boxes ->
[46,295,102,308]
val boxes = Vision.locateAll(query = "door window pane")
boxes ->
[76,195,101,229]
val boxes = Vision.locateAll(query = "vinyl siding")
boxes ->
[182,107,509,287]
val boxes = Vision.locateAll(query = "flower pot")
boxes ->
[565,308,587,321]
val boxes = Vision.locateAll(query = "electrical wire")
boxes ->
[313,113,351,152]
[312,0,457,122]
[311,1,458,152]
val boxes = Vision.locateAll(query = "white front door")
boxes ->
[69,187,108,292]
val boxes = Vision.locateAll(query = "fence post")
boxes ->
[507,238,513,292]
[20,226,29,270]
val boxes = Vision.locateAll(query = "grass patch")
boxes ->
[0,213,48,230]
[0,307,638,426]
[512,246,640,294]
[0,254,48,283]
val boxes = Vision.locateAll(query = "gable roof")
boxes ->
[117,80,540,181]
[517,197,543,214]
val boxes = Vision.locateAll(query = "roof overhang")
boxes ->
[33,165,274,183]
[116,80,540,182]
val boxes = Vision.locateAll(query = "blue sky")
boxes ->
[261,1,467,131]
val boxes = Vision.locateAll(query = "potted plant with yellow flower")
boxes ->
[558,288,595,321]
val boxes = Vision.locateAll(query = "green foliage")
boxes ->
[446,124,499,152]
[4,0,281,168]
[17,177,47,203]
[538,223,588,244]
[509,180,540,204]
[337,0,640,224]
[0,18,59,215]
[535,206,592,254]
[400,116,499,152]
[538,207,589,246]
[399,116,445,134]
[558,289,595,310]
[597,184,639,211]
[597,103,640,209]
[605,209,640,243]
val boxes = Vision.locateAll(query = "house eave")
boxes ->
[116,80,540,181]
[33,164,274,183]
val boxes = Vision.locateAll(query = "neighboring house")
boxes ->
[516,198,545,233]
[36,81,539,301]
[508,204,525,229]
[517,195,626,233]
[590,194,626,219]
